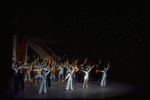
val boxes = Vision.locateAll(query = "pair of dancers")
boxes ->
[64,64,95,90]
[64,64,110,90]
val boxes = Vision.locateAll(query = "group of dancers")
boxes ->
[12,55,110,94]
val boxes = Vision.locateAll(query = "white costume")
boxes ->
[37,71,50,94]
[66,65,70,73]
[12,63,29,82]
[33,62,44,78]
[58,67,63,74]
[100,67,109,86]
[65,69,74,90]
[34,62,47,83]
[58,66,64,81]
[69,64,76,78]
[43,67,47,71]
[82,68,93,88]
[82,68,92,80]
[34,65,39,68]
[12,63,29,73]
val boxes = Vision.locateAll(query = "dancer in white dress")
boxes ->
[81,65,94,88]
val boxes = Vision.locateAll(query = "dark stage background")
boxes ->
[4,1,147,97]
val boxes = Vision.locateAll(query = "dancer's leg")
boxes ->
[100,75,105,86]
[66,79,69,90]
[39,81,43,94]
[70,79,73,90]
[86,79,89,87]
[83,79,86,88]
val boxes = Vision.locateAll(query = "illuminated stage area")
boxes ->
[5,77,142,99]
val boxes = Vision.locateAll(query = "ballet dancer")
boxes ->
[81,64,95,88]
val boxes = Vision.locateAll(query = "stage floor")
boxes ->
[5,77,143,99]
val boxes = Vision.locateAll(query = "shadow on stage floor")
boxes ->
[5,76,145,99]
